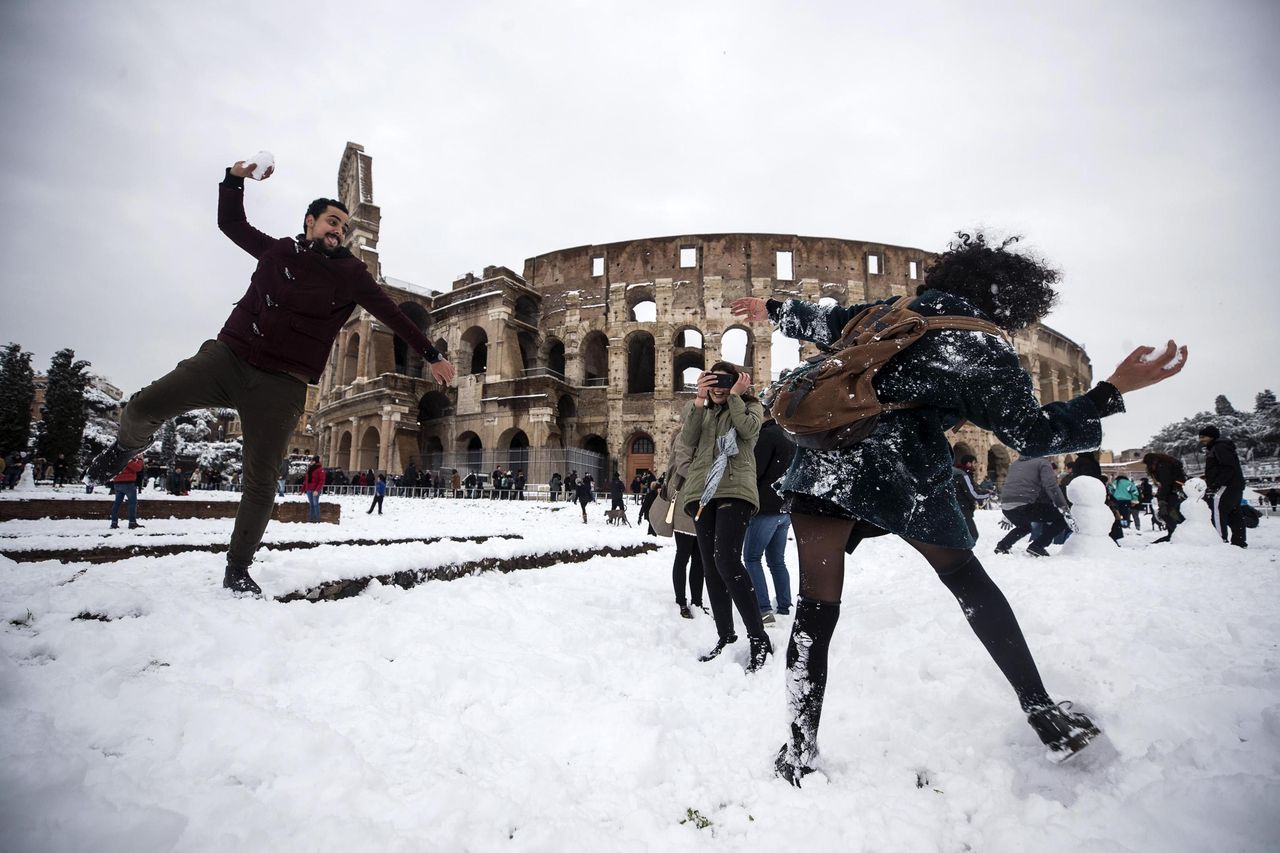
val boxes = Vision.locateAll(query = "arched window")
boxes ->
[626,331,655,394]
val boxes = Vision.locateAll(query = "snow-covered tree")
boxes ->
[1213,395,1236,416]
[78,385,122,472]
[0,343,35,455]
[36,349,90,471]
[1150,389,1280,459]
[147,409,242,479]
[1256,389,1276,413]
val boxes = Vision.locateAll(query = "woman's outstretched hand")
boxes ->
[729,297,768,322]
[1104,341,1188,394]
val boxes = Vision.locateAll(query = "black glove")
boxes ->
[999,519,1013,530]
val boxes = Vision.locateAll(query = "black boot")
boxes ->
[775,598,841,786]
[698,633,738,662]
[223,563,262,597]
[84,441,139,486]
[1027,701,1101,761]
[745,635,773,674]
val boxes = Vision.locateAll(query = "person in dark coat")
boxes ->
[575,475,596,523]
[549,472,562,502]
[743,417,798,622]
[564,471,578,502]
[638,480,660,534]
[731,230,1188,781]
[1142,452,1186,542]
[1198,425,1247,547]
[952,453,990,541]
[83,155,456,596]
[609,473,626,510]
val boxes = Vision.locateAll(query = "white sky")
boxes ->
[1,0,1276,452]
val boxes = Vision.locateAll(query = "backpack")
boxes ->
[1239,503,1261,529]
[762,296,1007,450]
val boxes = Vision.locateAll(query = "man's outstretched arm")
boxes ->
[218,159,276,259]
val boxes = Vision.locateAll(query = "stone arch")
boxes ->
[543,336,566,378]
[987,445,1013,487]
[626,431,656,482]
[1038,363,1055,403]
[418,390,451,422]
[342,333,361,385]
[626,284,656,322]
[393,302,431,378]
[460,326,488,375]
[517,330,538,374]
[672,326,705,392]
[434,337,449,360]
[720,326,755,369]
[582,434,608,455]
[557,394,577,419]
[336,430,352,468]
[500,427,530,472]
[626,330,656,394]
[421,435,444,472]
[457,430,483,474]
[514,294,539,326]
[357,425,380,471]
[581,331,609,385]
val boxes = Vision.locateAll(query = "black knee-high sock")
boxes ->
[782,597,841,765]
[937,556,1052,712]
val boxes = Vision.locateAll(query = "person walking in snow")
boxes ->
[549,472,562,502]
[678,361,771,673]
[1142,452,1186,542]
[1109,474,1141,529]
[730,230,1187,782]
[367,473,387,515]
[659,410,708,619]
[83,154,455,595]
[1199,425,1247,548]
[575,474,596,522]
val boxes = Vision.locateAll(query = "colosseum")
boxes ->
[311,143,1093,489]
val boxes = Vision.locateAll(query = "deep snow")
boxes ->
[1,494,1278,852]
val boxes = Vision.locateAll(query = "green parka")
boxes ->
[678,393,764,515]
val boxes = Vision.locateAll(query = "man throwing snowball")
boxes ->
[86,155,456,595]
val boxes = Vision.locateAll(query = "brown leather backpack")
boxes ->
[762,296,1007,450]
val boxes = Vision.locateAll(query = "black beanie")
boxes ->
[1198,425,1220,440]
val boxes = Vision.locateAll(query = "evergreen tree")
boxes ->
[1256,389,1276,413]
[36,349,91,471]
[79,384,121,471]
[159,418,179,471]
[1214,395,1237,416]
[0,342,35,455]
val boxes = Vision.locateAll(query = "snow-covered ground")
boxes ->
[1,495,1277,852]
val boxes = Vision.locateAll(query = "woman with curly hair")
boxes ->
[731,231,1187,783]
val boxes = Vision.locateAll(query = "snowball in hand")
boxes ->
[245,151,274,180]
[1140,343,1185,371]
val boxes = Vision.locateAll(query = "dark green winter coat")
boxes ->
[769,290,1124,548]
[679,393,764,515]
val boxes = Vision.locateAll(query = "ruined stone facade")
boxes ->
[312,144,1092,487]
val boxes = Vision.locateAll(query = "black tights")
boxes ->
[694,499,767,641]
[791,512,1052,712]
[672,531,704,607]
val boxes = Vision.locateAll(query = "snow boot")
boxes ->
[679,604,694,620]
[698,633,738,662]
[775,597,841,787]
[1027,701,1101,762]
[746,635,773,674]
[84,441,139,486]
[223,563,263,597]
[1026,544,1050,557]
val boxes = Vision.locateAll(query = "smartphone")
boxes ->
[711,372,736,389]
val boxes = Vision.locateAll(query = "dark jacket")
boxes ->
[769,291,1123,548]
[216,172,441,382]
[1145,453,1185,499]
[952,466,987,518]
[754,419,796,515]
[1203,438,1245,491]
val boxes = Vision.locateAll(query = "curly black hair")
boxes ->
[921,231,1060,331]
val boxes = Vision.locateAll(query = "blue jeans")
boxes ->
[743,512,792,613]
[110,483,138,526]
[307,491,321,522]
[277,478,286,497]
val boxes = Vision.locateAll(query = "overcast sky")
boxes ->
[2,0,1276,452]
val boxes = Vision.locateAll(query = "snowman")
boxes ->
[1175,477,1228,546]
[13,463,37,493]
[1058,477,1120,558]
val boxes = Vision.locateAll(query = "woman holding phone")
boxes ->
[678,361,771,672]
